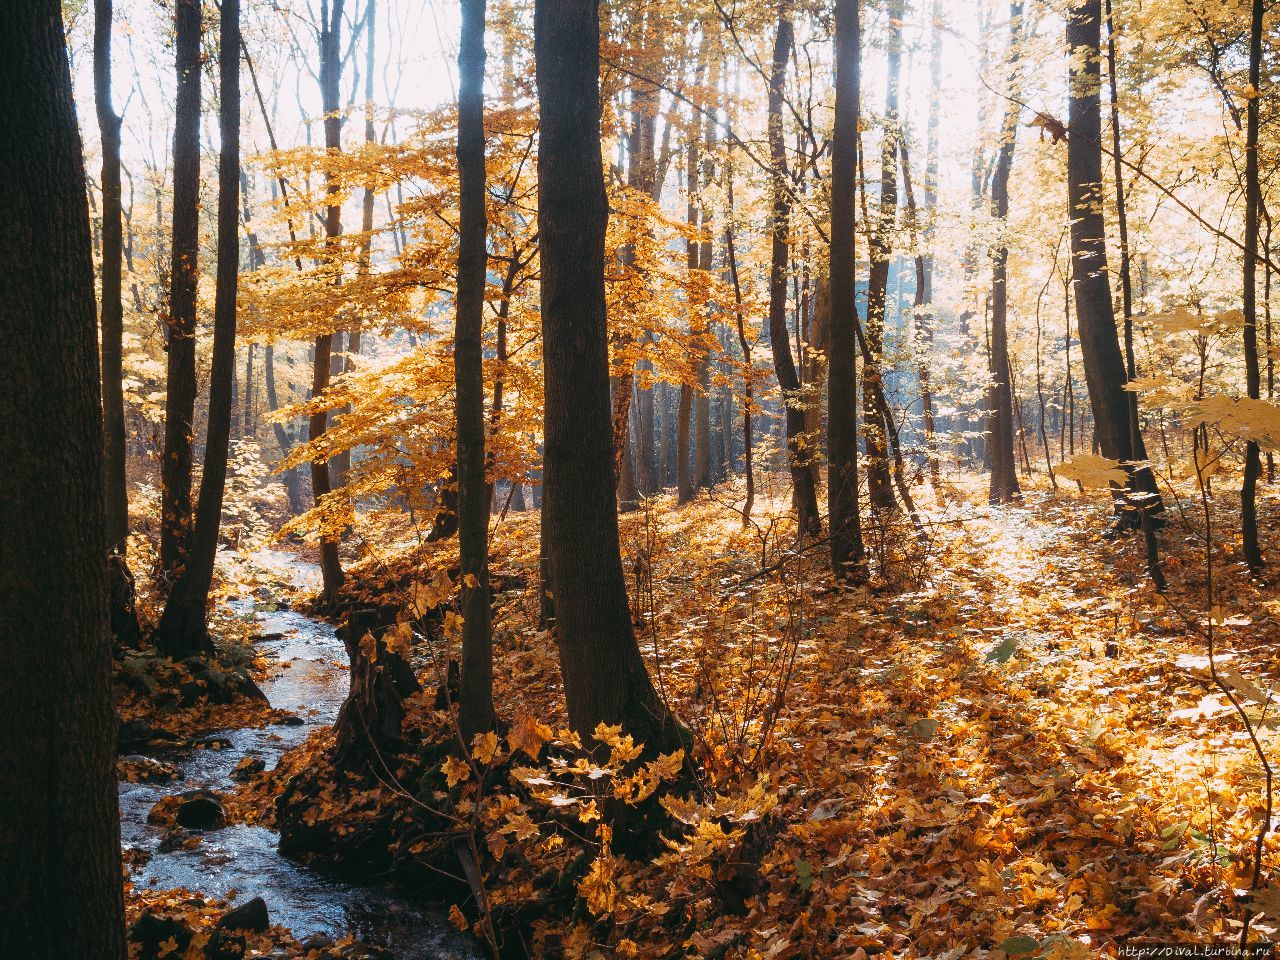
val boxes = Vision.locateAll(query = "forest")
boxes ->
[2,0,1279,957]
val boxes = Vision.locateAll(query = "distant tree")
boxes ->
[0,3,126,955]
[534,0,681,749]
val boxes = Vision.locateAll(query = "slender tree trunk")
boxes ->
[0,4,126,953]
[95,0,129,556]
[726,178,755,526]
[987,2,1024,504]
[918,0,943,485]
[862,0,905,512]
[534,0,680,750]
[160,0,202,578]
[767,14,821,536]
[1066,0,1161,520]
[156,0,241,656]
[828,0,865,576]
[455,0,495,738]
[1105,0,1164,587]
[312,0,347,597]
[1241,0,1264,572]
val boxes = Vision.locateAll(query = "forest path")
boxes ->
[724,487,1277,953]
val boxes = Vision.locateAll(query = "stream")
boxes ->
[118,550,479,959]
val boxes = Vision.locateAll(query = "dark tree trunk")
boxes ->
[160,0,202,578]
[1241,0,1264,572]
[95,0,128,556]
[1105,0,1164,587]
[987,2,1024,505]
[767,15,821,536]
[0,4,126,953]
[455,0,495,738]
[534,0,680,749]
[312,0,347,598]
[1066,0,1160,520]
[726,181,755,526]
[862,0,904,512]
[156,0,241,658]
[828,0,865,577]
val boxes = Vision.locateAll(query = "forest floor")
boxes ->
[119,474,1280,960]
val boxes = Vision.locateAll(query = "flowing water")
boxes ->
[118,550,479,959]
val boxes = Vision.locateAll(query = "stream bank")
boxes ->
[118,549,480,959]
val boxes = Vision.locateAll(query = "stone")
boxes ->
[127,911,193,960]
[174,790,227,830]
[217,896,270,933]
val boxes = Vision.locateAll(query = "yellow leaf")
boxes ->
[471,730,501,765]
[448,903,469,931]
[507,713,553,760]
[441,755,471,787]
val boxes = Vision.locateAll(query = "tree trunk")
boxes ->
[455,0,495,739]
[312,0,347,598]
[828,0,865,577]
[1105,0,1164,587]
[0,4,126,953]
[95,0,129,556]
[918,0,943,485]
[264,345,306,515]
[1066,0,1160,520]
[862,0,904,512]
[160,0,202,578]
[1240,0,1264,572]
[987,2,1024,505]
[767,14,820,536]
[155,0,241,658]
[534,0,680,750]
[676,382,693,502]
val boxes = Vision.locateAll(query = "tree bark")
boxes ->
[534,0,679,749]
[155,0,241,658]
[0,4,126,953]
[455,0,495,738]
[160,0,202,578]
[767,14,821,536]
[918,0,943,485]
[828,0,865,577]
[987,2,1024,505]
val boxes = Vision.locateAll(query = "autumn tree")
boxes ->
[534,0,681,749]
[767,12,820,537]
[987,2,1024,505]
[0,3,126,954]
[312,0,347,598]
[455,0,496,738]
[1065,0,1161,520]
[828,0,865,577]
[1240,0,1265,572]
[159,0,202,578]
[156,0,242,657]
[95,0,128,557]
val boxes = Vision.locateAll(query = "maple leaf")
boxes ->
[507,713,553,760]
[1055,454,1128,488]
[471,730,501,766]
[441,755,470,787]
